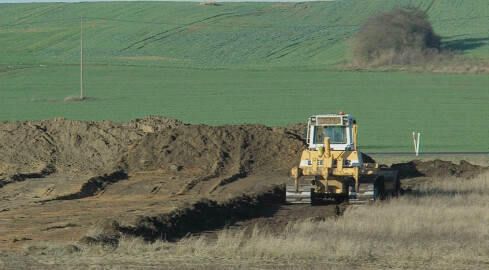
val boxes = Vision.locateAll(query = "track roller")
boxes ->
[286,176,313,204]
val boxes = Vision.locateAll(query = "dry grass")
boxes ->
[172,172,489,268]
[3,171,489,269]
[408,59,489,74]
[344,57,489,74]
[348,48,458,69]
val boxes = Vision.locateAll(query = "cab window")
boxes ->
[314,126,346,144]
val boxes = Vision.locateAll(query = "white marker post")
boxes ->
[412,132,421,156]
[416,133,421,156]
[412,132,417,154]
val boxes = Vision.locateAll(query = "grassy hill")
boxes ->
[1,0,488,152]
[1,0,489,69]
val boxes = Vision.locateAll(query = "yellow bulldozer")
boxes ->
[286,112,399,204]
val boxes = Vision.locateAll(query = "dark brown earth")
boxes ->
[0,117,486,250]
[392,159,487,179]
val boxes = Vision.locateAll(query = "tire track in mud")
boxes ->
[177,166,247,196]
[207,170,248,194]
[50,170,128,201]
[0,163,56,189]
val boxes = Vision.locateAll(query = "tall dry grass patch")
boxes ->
[6,172,489,268]
[185,172,489,267]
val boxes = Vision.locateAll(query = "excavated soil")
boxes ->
[0,117,487,250]
[391,159,488,179]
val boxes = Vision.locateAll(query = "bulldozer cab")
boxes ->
[306,113,357,151]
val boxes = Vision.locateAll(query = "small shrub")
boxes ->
[79,218,121,247]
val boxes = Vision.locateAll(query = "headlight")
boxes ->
[300,160,312,167]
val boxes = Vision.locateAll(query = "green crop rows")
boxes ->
[1,1,488,152]
[2,1,489,67]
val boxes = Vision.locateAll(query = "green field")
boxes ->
[2,1,489,67]
[1,0,489,152]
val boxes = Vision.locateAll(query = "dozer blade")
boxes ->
[286,177,313,204]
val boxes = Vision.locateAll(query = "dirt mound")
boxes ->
[117,123,305,194]
[0,116,182,177]
[391,159,488,179]
[0,117,304,185]
[362,152,377,164]
[118,123,305,175]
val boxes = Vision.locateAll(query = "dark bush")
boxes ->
[351,7,442,66]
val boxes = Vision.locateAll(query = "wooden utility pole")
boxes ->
[80,14,84,100]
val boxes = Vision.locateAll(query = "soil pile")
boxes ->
[391,159,488,179]
[0,116,180,178]
[0,117,305,192]
[0,116,305,199]
[118,123,305,180]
